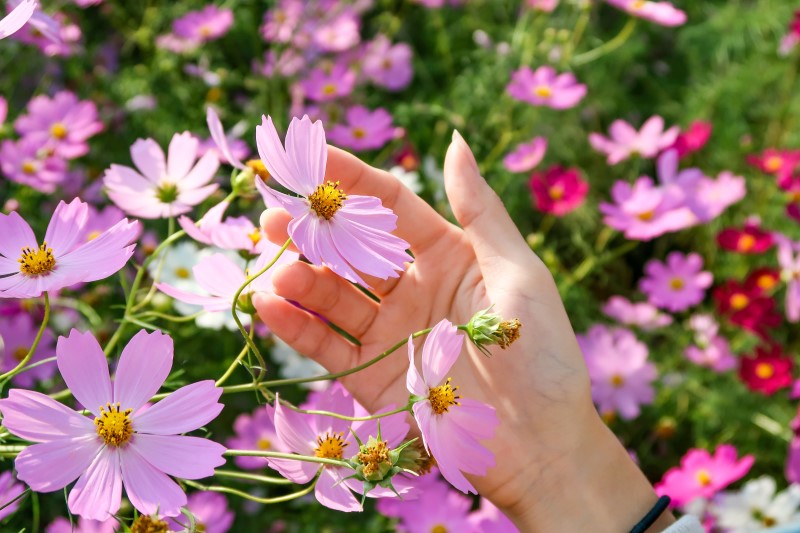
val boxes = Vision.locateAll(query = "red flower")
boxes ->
[670,121,712,158]
[745,267,781,295]
[739,345,793,395]
[716,224,773,254]
[529,165,589,216]
[713,279,781,337]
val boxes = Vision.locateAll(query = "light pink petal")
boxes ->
[421,319,463,386]
[120,445,186,517]
[306,220,367,285]
[273,396,317,454]
[0,256,19,275]
[44,198,89,255]
[130,138,166,183]
[315,469,361,512]
[176,183,219,207]
[411,401,434,456]
[133,380,223,435]
[255,177,310,218]
[0,389,95,441]
[180,151,220,189]
[266,457,318,484]
[639,116,665,142]
[0,0,36,39]
[426,415,478,494]
[167,132,199,180]
[68,447,122,521]
[130,434,225,479]
[406,336,427,396]
[57,329,112,417]
[206,107,245,169]
[178,215,213,245]
[609,120,638,144]
[56,219,139,284]
[285,115,327,192]
[156,282,231,311]
[15,436,102,493]
[114,330,173,411]
[103,164,154,194]
[193,253,246,298]
[256,115,309,195]
[0,211,37,260]
[449,398,499,441]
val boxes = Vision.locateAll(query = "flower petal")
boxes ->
[406,336,427,396]
[44,198,89,256]
[0,211,37,260]
[133,380,223,435]
[57,329,112,417]
[156,282,231,311]
[0,389,94,442]
[255,176,309,218]
[120,444,186,517]
[421,319,463,387]
[256,115,310,195]
[0,0,37,39]
[207,107,245,169]
[167,132,199,180]
[285,115,327,192]
[131,138,166,183]
[273,395,317,454]
[114,330,173,411]
[193,253,245,298]
[266,457,318,484]
[15,436,102,493]
[180,151,220,190]
[67,446,122,521]
[130,434,225,479]
[315,469,361,512]
[56,218,139,285]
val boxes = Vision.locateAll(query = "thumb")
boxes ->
[444,130,537,274]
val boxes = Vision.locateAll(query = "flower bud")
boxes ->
[466,306,522,356]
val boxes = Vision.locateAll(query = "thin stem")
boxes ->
[283,401,410,422]
[51,297,102,327]
[216,343,251,387]
[184,476,319,505]
[214,469,294,485]
[136,310,205,323]
[573,17,637,66]
[0,293,50,383]
[224,449,350,469]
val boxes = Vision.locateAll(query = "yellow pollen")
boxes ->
[131,515,169,533]
[497,318,522,349]
[257,438,271,450]
[199,25,212,37]
[696,469,712,486]
[206,87,223,103]
[758,275,777,291]
[730,293,749,311]
[13,347,28,362]
[50,123,68,139]
[637,210,655,221]
[610,374,625,387]
[86,230,102,242]
[94,402,133,447]
[602,411,616,425]
[738,234,756,252]
[275,10,287,23]
[21,161,37,174]
[248,228,262,246]
[246,159,271,181]
[534,86,552,98]
[765,156,783,173]
[755,362,775,380]
[352,127,367,139]
[669,277,685,290]
[315,432,347,459]
[428,377,460,415]
[630,0,648,8]
[548,184,565,201]
[322,83,337,95]
[174,267,190,279]
[18,243,56,276]
[382,58,393,70]
[308,181,347,220]
[431,526,448,533]
[357,439,390,477]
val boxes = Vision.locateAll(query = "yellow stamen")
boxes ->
[86,230,102,242]
[21,161,37,174]
[637,210,655,221]
[758,274,777,291]
[174,267,190,279]
[156,182,179,203]
[765,156,783,173]
[356,439,390,478]
[730,293,749,311]
[737,234,756,252]
[602,411,616,425]
[18,243,56,276]
[534,86,552,98]
[696,469,712,486]
[497,318,522,349]
[610,374,625,387]
[199,25,212,37]
[669,277,685,290]
[548,184,565,201]
[94,402,133,447]
[352,127,366,139]
[308,181,347,220]
[50,123,68,140]
[431,526,448,533]
[248,228,262,246]
[246,159,271,181]
[257,438,271,450]
[206,87,223,103]
[429,377,460,415]
[13,347,28,362]
[314,431,348,460]
[755,362,775,380]
[630,0,648,8]
[322,83,337,95]
[131,515,169,533]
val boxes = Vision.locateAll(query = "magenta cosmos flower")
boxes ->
[300,63,357,102]
[0,312,56,387]
[173,6,233,42]
[328,106,396,152]
[503,136,547,173]
[639,252,713,312]
[605,0,687,27]
[0,198,139,298]
[255,115,412,286]
[406,319,499,494]
[363,35,413,91]
[0,0,36,39]
[15,91,103,160]
[167,491,234,533]
[529,165,589,216]
[0,329,226,520]
[655,445,754,508]
[378,472,476,532]
[507,66,587,109]
[589,116,679,165]
[0,136,68,193]
[227,405,281,470]
[0,471,24,521]
[577,325,656,421]
[103,132,220,219]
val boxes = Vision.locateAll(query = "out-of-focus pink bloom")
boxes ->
[156,33,199,53]
[12,10,78,57]
[0,198,139,298]
[640,252,713,312]
[328,106,396,152]
[526,0,559,12]
[363,35,413,91]
[747,148,800,184]
[178,202,265,255]
[15,91,103,160]
[739,344,794,395]
[469,498,520,532]
[73,0,103,6]
[80,205,140,243]
[788,408,800,483]
[407,319,498,494]
[0,0,36,40]
[256,48,305,78]
[0,329,226,519]
[578,325,656,420]
[717,223,774,254]
[300,64,357,102]
[655,445,754,508]
[685,171,746,223]
[0,471,24,521]
[0,96,6,127]
[173,6,233,42]
[46,516,118,533]
[529,165,588,216]
[378,472,476,531]
[602,296,673,330]
[103,132,220,219]
[503,137,547,173]
[255,115,412,286]
[685,337,736,372]
[0,137,67,192]
[507,66,587,109]
[670,121,712,158]
[0,312,56,386]
[780,11,800,55]
[227,405,282,470]
[260,0,303,43]
[777,237,800,322]
[313,12,360,52]
[605,0,686,26]
[167,491,234,533]
[589,116,679,165]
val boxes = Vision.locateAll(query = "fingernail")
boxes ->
[452,129,480,174]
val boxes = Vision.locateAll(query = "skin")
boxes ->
[254,132,676,531]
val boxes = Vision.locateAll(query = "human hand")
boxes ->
[254,131,674,531]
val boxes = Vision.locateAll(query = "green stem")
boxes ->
[184,475,319,505]
[214,469,294,485]
[136,310,205,323]
[224,449,350,469]
[215,343,251,387]
[573,18,637,66]
[282,401,410,422]
[0,293,50,383]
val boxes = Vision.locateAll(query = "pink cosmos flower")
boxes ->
[469,498,520,532]
[529,165,589,216]
[0,312,56,386]
[684,171,746,223]
[777,237,800,322]
[15,91,103,160]
[602,296,673,330]
[227,405,281,470]
[0,198,139,298]
[167,491,234,533]
[103,132,220,219]
[300,64,357,102]
[173,6,233,42]
[655,445,755,508]
[669,121,712,158]
[685,337,736,373]
[256,48,306,78]
[0,136,68,193]
[46,516,119,533]
[260,0,302,43]
[407,319,498,494]
[605,0,687,27]
[781,11,800,55]
[378,472,475,532]
[205,107,247,170]
[639,252,713,312]
[179,201,266,255]
[328,106,396,152]
[589,116,679,165]
[313,12,360,52]
[12,10,76,56]
[0,329,226,520]
[0,0,35,39]
[255,115,412,286]
[526,0,559,12]
[363,35,413,91]
[506,66,587,109]
[80,205,140,244]
[578,325,656,420]
[503,137,547,173]
[0,95,7,127]
[0,471,24,521]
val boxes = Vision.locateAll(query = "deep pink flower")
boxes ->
[747,149,800,183]
[300,64,357,102]
[0,329,226,519]
[589,116,679,165]
[0,471,24,521]
[578,325,656,420]
[503,137,547,173]
[227,405,282,470]
[0,198,139,298]
[781,11,800,55]
[328,106,396,152]
[0,0,36,39]
[407,319,498,494]
[739,345,794,395]
[103,132,220,219]
[0,312,56,386]
[363,35,413,91]
[717,223,773,254]
[670,121,712,158]
[0,137,68,193]
[15,91,103,160]
[255,115,412,286]
[602,296,673,330]
[173,6,233,42]
[655,445,755,507]
[167,491,234,533]
[507,66,587,109]
[529,165,588,215]
[639,252,713,312]
[605,0,686,27]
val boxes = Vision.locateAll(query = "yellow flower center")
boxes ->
[630,0,648,9]
[199,25,212,37]
[755,362,775,380]
[87,230,102,242]
[602,410,616,425]
[246,159,271,181]
[257,438,271,450]
[758,274,776,291]
[206,87,223,103]
[669,277,685,290]
[174,267,190,279]
[352,127,367,139]
[50,123,68,139]
[765,156,783,173]
[428,377,460,415]
[308,181,347,220]
[248,228,262,246]
[637,210,655,221]
[431,526,448,533]
[94,402,133,447]
[534,86,552,98]
[322,83,337,95]
[13,347,28,362]
[356,439,390,478]
[696,469,712,486]
[18,243,56,276]
[131,515,169,533]
[610,374,625,387]
[737,234,755,252]
[730,293,749,311]
[156,182,179,203]
[314,432,348,460]
[21,161,37,174]
[548,184,565,201]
